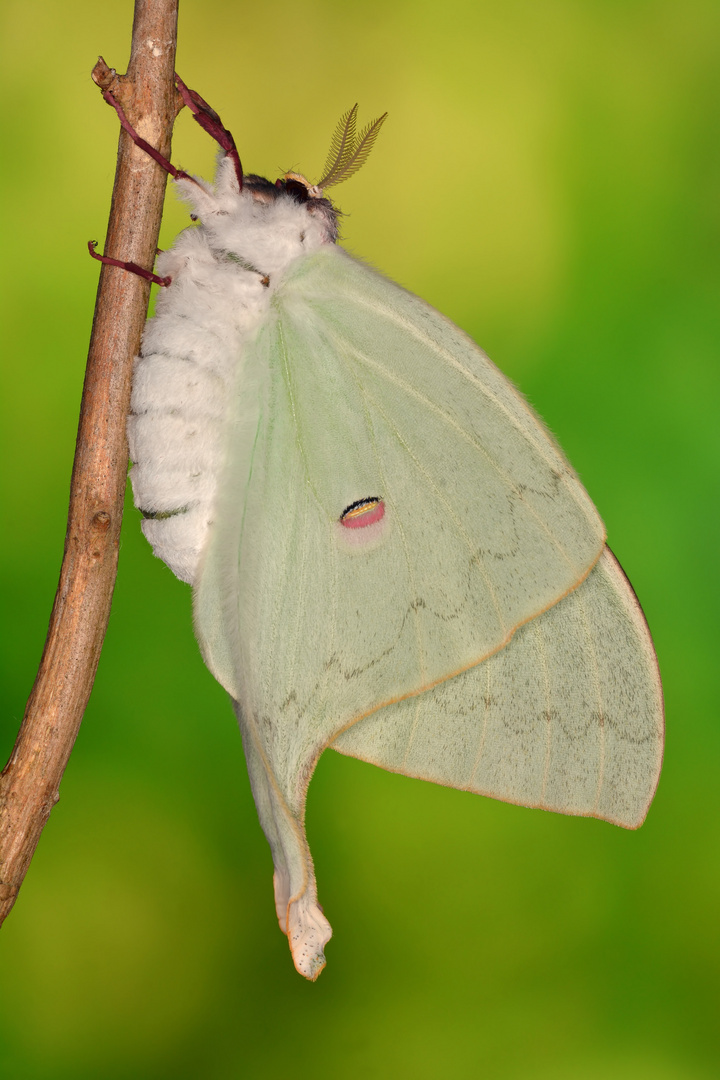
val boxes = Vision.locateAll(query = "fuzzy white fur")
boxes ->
[128,158,335,583]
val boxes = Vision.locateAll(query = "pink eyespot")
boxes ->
[340,498,385,529]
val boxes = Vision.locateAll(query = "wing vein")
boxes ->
[277,321,327,517]
[327,330,594,579]
[331,286,596,522]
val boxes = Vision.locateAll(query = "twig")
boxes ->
[0,0,180,926]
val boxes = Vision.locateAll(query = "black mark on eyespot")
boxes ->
[340,497,385,529]
[139,506,188,520]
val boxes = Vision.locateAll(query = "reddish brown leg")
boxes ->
[90,74,243,281]
[175,74,243,191]
[103,76,243,191]
[101,89,197,185]
[88,241,171,287]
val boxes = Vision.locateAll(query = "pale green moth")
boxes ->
[100,79,664,980]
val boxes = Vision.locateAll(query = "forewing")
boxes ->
[195,246,606,804]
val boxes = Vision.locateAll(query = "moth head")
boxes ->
[177,103,386,209]
[172,104,387,272]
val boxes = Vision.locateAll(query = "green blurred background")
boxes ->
[1,1,718,1076]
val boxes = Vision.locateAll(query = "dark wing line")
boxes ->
[327,547,605,773]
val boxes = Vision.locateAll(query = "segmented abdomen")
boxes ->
[127,233,270,584]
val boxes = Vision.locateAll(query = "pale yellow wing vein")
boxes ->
[326,330,601,577]
[332,284,596,523]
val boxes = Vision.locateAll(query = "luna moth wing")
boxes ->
[195,243,607,706]
[333,545,663,829]
[192,244,612,978]
[123,94,662,981]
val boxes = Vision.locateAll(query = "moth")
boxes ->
[92,77,664,980]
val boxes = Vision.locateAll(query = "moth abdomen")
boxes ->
[128,336,234,586]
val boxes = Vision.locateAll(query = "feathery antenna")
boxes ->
[317,105,387,190]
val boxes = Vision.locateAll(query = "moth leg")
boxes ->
[233,702,332,981]
[102,77,243,193]
[87,240,171,287]
[101,88,196,184]
[174,75,243,191]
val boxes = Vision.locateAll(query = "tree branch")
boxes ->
[0,0,180,926]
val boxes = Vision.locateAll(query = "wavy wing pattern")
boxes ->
[334,547,663,828]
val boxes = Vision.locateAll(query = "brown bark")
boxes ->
[0,0,180,926]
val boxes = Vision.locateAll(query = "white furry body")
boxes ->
[128,159,333,583]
